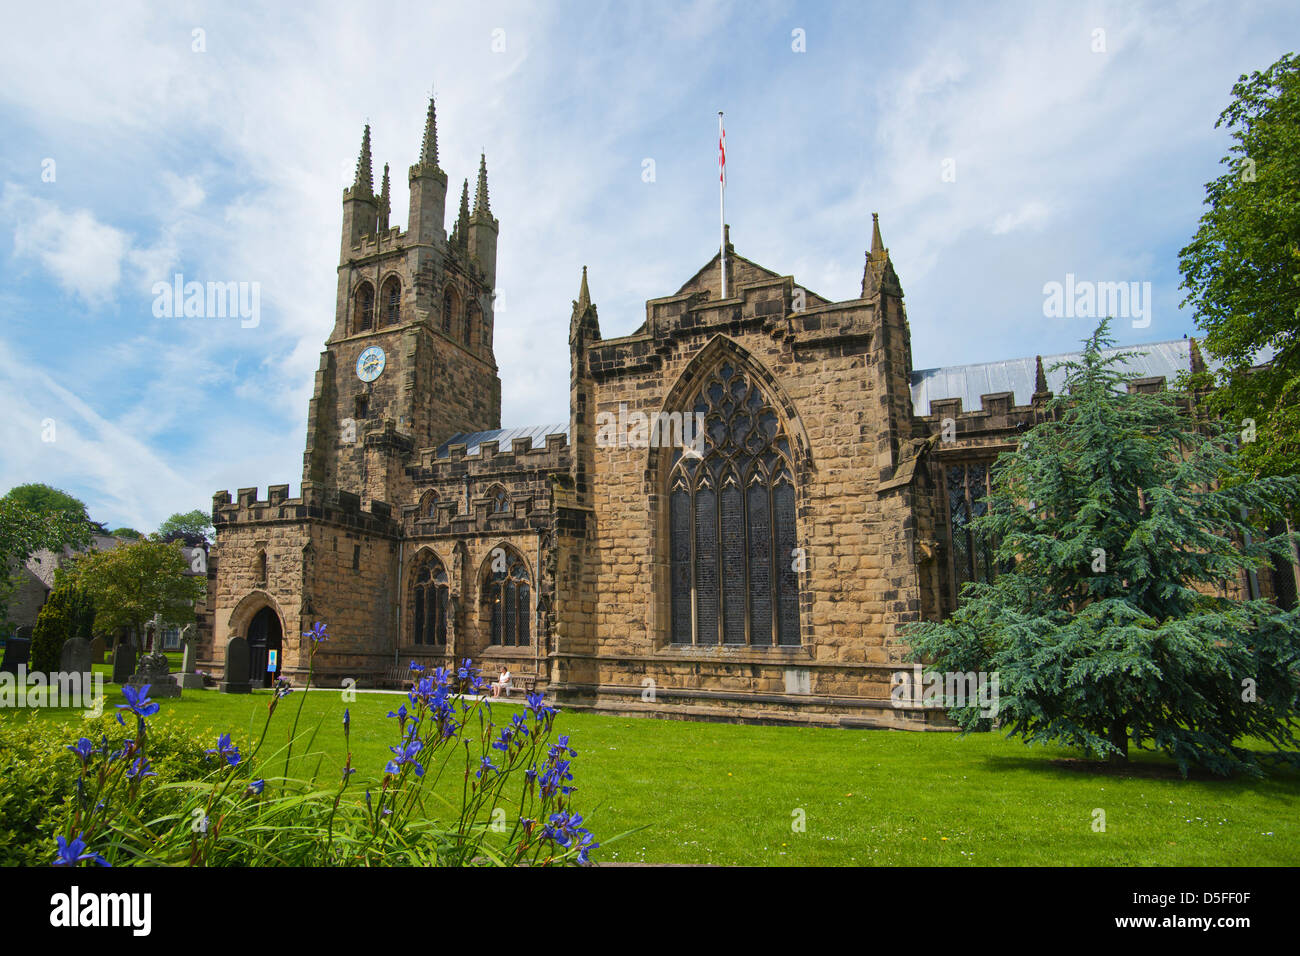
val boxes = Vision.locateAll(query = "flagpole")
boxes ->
[719,111,727,299]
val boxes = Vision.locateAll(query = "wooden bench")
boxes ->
[485,671,539,698]
[380,663,414,690]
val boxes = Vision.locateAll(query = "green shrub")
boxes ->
[28,585,95,674]
[0,712,212,866]
[28,601,70,674]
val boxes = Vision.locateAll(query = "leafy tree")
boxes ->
[63,540,204,647]
[109,528,144,540]
[28,585,94,673]
[1,484,90,523]
[155,510,214,546]
[905,320,1300,777]
[1179,52,1300,491]
[0,499,93,633]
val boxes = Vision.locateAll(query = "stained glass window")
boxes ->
[412,556,449,645]
[488,553,531,646]
[668,362,802,646]
[945,463,1002,604]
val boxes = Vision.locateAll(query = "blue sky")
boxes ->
[1,0,1296,532]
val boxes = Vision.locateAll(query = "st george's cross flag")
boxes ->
[718,111,728,297]
[718,115,726,186]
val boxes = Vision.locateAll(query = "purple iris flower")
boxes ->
[575,831,599,865]
[66,737,95,765]
[207,732,241,766]
[116,684,160,721]
[52,834,110,867]
[302,621,329,643]
[385,739,424,777]
[126,756,156,781]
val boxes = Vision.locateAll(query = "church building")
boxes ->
[203,97,1296,728]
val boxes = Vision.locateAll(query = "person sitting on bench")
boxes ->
[492,666,511,698]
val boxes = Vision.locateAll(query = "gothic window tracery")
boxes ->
[412,554,449,646]
[945,462,1004,602]
[668,361,801,646]
[487,551,531,646]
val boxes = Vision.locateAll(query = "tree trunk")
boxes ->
[1108,718,1129,762]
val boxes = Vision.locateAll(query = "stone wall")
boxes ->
[208,483,401,684]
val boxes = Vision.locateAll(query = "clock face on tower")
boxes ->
[356,345,386,382]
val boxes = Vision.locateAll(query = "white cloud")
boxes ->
[0,334,202,529]
[4,185,129,305]
[992,201,1052,236]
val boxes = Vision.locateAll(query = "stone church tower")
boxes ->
[304,101,502,508]
[207,99,516,686]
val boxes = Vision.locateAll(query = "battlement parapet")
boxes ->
[212,481,400,536]
[411,432,570,480]
[347,226,407,258]
[589,278,876,380]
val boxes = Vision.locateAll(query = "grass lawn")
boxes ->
[12,684,1300,865]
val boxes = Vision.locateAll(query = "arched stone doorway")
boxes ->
[247,606,283,688]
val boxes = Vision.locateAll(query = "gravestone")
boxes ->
[178,624,204,690]
[60,637,93,677]
[220,637,251,694]
[129,651,180,698]
[1,636,31,676]
[111,642,137,685]
[89,637,107,664]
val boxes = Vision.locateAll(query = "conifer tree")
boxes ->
[906,319,1300,776]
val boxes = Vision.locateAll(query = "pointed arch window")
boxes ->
[944,462,1006,604]
[487,552,531,646]
[442,286,458,334]
[668,361,801,646]
[412,554,449,646]
[488,485,510,514]
[381,276,401,326]
[464,300,479,348]
[354,282,375,333]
